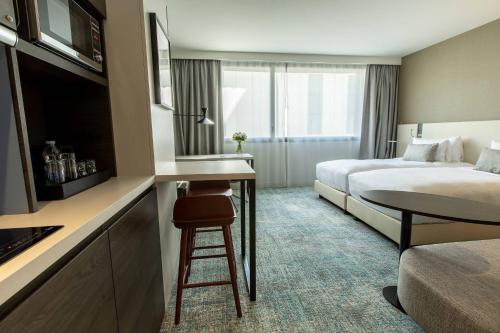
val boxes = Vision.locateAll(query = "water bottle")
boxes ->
[42,141,64,184]
[42,141,59,161]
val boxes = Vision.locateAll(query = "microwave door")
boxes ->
[28,0,102,71]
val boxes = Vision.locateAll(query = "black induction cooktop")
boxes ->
[0,226,63,265]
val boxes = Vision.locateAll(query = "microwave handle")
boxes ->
[26,0,42,40]
[0,25,17,46]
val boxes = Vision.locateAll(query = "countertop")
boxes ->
[0,176,155,306]
[155,160,255,182]
[175,153,254,161]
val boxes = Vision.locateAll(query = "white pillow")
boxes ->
[412,137,449,162]
[491,140,500,150]
[448,136,464,162]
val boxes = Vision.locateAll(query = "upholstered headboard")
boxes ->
[397,120,500,163]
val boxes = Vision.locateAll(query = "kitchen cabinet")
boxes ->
[0,232,119,333]
[108,189,165,333]
[0,187,165,333]
[0,0,17,30]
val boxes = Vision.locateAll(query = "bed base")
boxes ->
[347,196,500,246]
[314,180,347,210]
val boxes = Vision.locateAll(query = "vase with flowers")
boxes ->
[232,131,247,154]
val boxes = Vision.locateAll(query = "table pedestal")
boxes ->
[384,212,412,312]
[383,286,405,312]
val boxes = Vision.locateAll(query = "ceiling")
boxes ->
[166,0,500,57]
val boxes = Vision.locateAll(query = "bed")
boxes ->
[316,158,471,194]
[314,158,471,209]
[315,120,500,210]
[347,167,500,245]
[317,120,500,245]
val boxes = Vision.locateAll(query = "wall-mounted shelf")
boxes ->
[5,40,116,213]
[15,39,107,87]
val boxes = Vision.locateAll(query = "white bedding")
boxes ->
[316,158,472,193]
[349,167,500,224]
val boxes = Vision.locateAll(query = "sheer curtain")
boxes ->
[222,62,287,187]
[222,61,366,187]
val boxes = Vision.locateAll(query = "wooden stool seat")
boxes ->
[172,195,242,325]
[187,180,233,197]
[173,196,236,228]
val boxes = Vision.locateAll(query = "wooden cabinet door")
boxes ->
[108,189,165,333]
[0,0,16,30]
[0,232,118,333]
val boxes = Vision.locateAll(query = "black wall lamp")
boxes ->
[174,107,214,126]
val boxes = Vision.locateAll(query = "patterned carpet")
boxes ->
[161,187,423,332]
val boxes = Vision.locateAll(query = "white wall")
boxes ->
[105,0,179,309]
[143,0,180,308]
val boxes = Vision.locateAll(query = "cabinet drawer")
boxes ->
[0,232,118,333]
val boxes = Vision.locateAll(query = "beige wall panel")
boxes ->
[105,0,154,176]
[399,19,500,124]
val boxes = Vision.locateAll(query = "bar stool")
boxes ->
[172,195,242,325]
[187,180,233,197]
[185,180,237,280]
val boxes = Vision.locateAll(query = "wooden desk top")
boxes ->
[155,160,255,182]
[175,153,254,161]
[361,190,500,225]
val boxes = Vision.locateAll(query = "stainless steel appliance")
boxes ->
[0,24,17,46]
[0,226,63,265]
[27,0,103,71]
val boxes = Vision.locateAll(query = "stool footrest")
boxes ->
[196,229,223,233]
[183,280,232,289]
[190,254,227,260]
[194,245,225,250]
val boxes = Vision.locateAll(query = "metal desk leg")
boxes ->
[383,211,412,312]
[240,180,246,259]
[248,179,256,301]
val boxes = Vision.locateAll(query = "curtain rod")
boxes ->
[170,50,402,66]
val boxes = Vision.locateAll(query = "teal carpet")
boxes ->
[161,187,423,332]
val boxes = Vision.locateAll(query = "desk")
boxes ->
[361,190,500,311]
[176,153,254,168]
[156,160,257,301]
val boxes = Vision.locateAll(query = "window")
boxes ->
[222,65,271,138]
[222,62,366,140]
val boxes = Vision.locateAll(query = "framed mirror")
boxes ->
[149,13,174,110]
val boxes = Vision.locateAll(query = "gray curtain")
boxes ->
[171,59,224,155]
[359,65,400,159]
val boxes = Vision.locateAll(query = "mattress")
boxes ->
[348,167,500,224]
[315,158,472,193]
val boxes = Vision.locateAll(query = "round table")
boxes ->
[360,190,500,311]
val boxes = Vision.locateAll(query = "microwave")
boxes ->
[27,0,103,72]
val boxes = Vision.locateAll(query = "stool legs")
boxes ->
[185,228,195,283]
[223,226,242,317]
[175,229,189,325]
[174,226,242,325]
